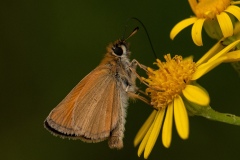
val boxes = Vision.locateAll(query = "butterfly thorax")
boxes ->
[100,40,137,94]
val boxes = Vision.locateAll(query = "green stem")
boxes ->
[184,99,240,126]
[198,106,240,126]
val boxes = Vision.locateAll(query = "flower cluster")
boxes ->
[134,0,240,159]
[170,0,240,46]
[134,39,240,158]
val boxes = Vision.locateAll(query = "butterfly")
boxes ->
[44,29,148,149]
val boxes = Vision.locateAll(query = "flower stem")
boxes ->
[199,106,240,125]
[185,100,240,126]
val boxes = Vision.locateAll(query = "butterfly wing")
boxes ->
[72,70,121,142]
[44,65,121,143]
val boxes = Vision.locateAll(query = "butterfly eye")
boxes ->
[112,46,123,56]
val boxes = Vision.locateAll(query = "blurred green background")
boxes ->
[1,0,240,160]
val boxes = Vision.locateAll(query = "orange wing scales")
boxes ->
[45,66,122,143]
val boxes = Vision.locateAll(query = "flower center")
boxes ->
[143,54,196,109]
[192,0,231,19]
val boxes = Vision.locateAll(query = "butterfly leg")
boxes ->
[130,59,148,72]
[129,59,151,87]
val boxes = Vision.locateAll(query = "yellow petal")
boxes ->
[134,110,157,147]
[162,102,173,148]
[191,18,205,46]
[216,12,233,38]
[196,39,224,65]
[170,17,197,40]
[144,109,165,159]
[188,0,197,15]
[223,50,240,62]
[182,85,210,106]
[192,56,226,80]
[137,110,161,158]
[233,21,240,35]
[231,2,240,5]
[137,120,154,157]
[225,5,240,22]
[207,39,240,63]
[174,95,189,139]
[194,40,240,79]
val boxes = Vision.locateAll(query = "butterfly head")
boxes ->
[108,40,130,58]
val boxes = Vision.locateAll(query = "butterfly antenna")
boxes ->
[125,27,139,40]
[122,17,158,59]
[122,22,139,40]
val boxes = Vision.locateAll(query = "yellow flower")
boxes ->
[134,39,240,159]
[170,0,240,46]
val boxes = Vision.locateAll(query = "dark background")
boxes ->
[1,0,240,159]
